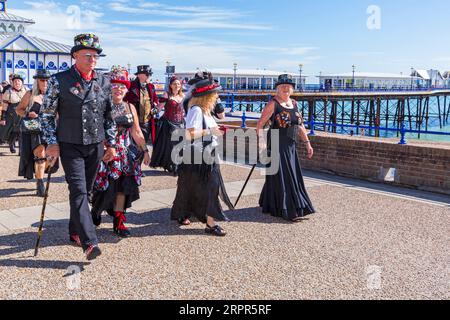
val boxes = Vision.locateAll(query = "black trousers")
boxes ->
[60,142,104,250]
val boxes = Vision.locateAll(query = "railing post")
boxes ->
[309,115,315,136]
[231,93,235,113]
[241,109,247,129]
[398,122,407,145]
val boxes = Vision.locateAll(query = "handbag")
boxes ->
[20,99,42,133]
[20,114,41,133]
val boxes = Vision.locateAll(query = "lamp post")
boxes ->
[352,64,356,89]
[233,62,237,91]
[299,64,303,91]
[165,61,170,90]
[319,71,322,90]
[410,67,414,90]
[127,63,131,76]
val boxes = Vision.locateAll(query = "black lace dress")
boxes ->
[91,103,143,222]
[150,96,185,173]
[18,102,45,179]
[259,99,315,220]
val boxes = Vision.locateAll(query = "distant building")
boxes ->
[0,0,72,86]
[318,72,423,90]
[443,71,450,87]
[176,68,306,91]
[411,69,445,88]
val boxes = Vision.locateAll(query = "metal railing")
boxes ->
[220,85,450,94]
[224,112,450,144]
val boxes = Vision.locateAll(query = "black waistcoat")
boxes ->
[55,67,111,145]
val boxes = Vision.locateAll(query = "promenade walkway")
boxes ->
[0,145,448,299]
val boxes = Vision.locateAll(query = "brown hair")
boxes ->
[188,92,218,114]
[169,79,184,98]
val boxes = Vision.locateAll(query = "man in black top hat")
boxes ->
[40,33,117,260]
[124,65,159,144]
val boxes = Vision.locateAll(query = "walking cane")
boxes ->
[34,161,54,257]
[234,164,257,208]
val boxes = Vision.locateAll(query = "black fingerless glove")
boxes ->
[212,99,225,118]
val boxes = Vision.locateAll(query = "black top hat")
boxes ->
[11,74,24,82]
[187,71,211,86]
[33,69,52,80]
[135,65,153,76]
[191,72,221,97]
[275,74,296,88]
[71,33,103,56]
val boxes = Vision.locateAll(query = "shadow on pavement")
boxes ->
[0,258,90,271]
[6,176,67,184]
[0,187,36,198]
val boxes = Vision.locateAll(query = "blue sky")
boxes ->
[12,0,450,82]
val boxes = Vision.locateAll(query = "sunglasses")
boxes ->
[112,84,127,90]
[80,53,101,60]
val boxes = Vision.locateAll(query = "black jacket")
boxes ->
[40,66,117,147]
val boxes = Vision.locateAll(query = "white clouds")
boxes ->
[10,0,319,78]
[112,19,271,31]
[23,1,59,11]
[109,1,269,30]
[110,1,240,19]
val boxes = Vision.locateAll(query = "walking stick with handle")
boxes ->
[34,163,54,257]
[234,164,257,208]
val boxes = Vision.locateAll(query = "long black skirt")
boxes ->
[0,103,21,142]
[259,139,315,221]
[18,132,45,180]
[150,117,184,173]
[171,164,233,223]
[91,175,140,220]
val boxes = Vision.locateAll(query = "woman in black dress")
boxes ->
[257,74,315,222]
[150,76,185,174]
[91,66,150,238]
[0,74,28,154]
[16,70,52,196]
[171,72,234,236]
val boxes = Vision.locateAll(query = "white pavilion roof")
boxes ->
[0,12,34,24]
[0,33,71,53]
[412,69,430,80]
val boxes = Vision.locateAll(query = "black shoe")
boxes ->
[36,179,45,197]
[9,144,16,153]
[92,212,102,227]
[205,224,227,237]
[178,217,191,226]
[85,245,102,261]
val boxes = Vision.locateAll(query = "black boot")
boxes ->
[113,211,131,238]
[9,143,16,154]
[36,179,45,197]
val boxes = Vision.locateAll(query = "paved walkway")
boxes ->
[1,167,448,234]
[0,163,449,300]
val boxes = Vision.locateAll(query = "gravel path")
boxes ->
[0,184,448,300]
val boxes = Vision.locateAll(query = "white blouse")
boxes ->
[186,105,219,147]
